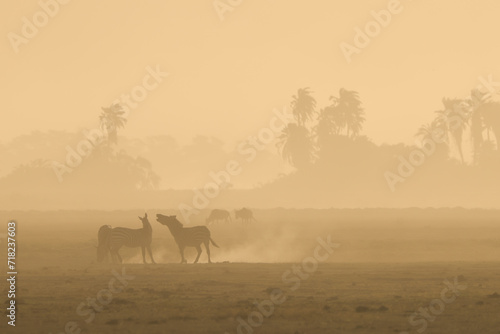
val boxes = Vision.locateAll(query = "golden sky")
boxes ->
[2,0,500,147]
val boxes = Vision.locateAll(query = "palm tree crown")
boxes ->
[329,88,364,138]
[291,88,316,127]
[99,103,127,145]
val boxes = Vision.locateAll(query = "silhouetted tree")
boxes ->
[435,98,467,164]
[480,102,500,144]
[315,106,336,151]
[329,88,364,138]
[114,151,161,190]
[464,89,500,163]
[415,118,448,160]
[465,89,489,163]
[291,88,316,127]
[100,103,127,146]
[277,123,313,169]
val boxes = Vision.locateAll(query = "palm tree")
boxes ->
[330,88,364,137]
[277,123,313,169]
[435,98,467,164]
[416,117,447,143]
[315,107,335,151]
[99,103,127,145]
[314,105,345,154]
[416,122,435,144]
[475,101,500,151]
[466,89,488,163]
[415,118,448,160]
[291,88,316,127]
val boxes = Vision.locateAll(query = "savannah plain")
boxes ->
[2,208,500,334]
[4,1,500,333]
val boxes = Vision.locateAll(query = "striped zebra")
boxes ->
[156,214,219,264]
[108,213,156,264]
[97,225,112,263]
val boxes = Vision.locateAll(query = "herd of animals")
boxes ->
[96,208,255,264]
[206,208,256,225]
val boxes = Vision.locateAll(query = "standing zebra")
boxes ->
[156,214,219,263]
[108,213,156,264]
[97,225,112,263]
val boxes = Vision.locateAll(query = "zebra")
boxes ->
[156,214,219,264]
[206,209,231,226]
[108,213,156,264]
[235,208,256,223]
[97,225,112,263]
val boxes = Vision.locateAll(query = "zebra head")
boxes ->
[156,214,183,229]
[138,212,149,224]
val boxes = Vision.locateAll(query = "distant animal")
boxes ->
[235,208,255,223]
[97,225,112,263]
[156,214,219,264]
[108,213,156,264]
[206,209,231,225]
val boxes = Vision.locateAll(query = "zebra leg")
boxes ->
[194,246,202,264]
[147,246,156,264]
[141,246,147,264]
[110,248,119,263]
[109,250,116,263]
[179,246,186,264]
[204,240,212,263]
[114,248,123,264]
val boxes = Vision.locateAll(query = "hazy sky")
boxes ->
[2,0,500,147]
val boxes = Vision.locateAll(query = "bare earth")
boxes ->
[1,209,500,334]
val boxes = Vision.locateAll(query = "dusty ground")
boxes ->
[3,263,500,334]
[1,209,500,333]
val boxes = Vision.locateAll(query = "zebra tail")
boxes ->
[209,237,219,248]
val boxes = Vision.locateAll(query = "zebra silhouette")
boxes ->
[235,208,256,223]
[108,213,156,264]
[156,214,219,263]
[206,209,231,226]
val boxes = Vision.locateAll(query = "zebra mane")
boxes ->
[169,216,183,229]
[157,214,184,230]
